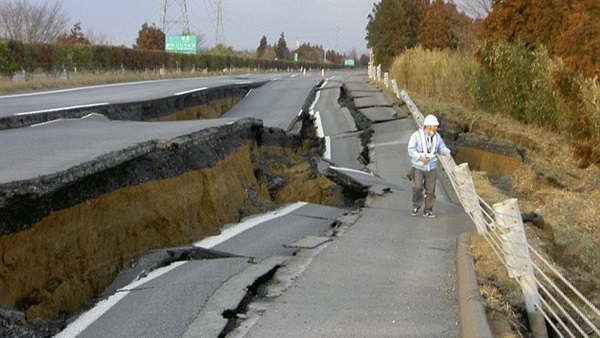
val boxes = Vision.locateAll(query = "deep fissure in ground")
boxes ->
[211,85,376,338]
[218,265,281,338]
[0,82,373,338]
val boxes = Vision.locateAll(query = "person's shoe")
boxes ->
[411,208,419,216]
[423,211,436,218]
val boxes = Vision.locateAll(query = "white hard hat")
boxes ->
[424,115,439,126]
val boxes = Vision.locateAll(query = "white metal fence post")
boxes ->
[399,90,425,125]
[453,164,488,235]
[391,79,400,99]
[395,86,597,335]
[384,72,390,88]
[493,199,548,338]
[376,64,381,82]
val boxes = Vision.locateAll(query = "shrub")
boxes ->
[71,44,92,71]
[91,45,113,71]
[387,42,599,152]
[474,40,537,122]
[52,44,68,72]
[0,40,19,77]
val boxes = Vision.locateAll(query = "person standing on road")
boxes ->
[407,114,452,218]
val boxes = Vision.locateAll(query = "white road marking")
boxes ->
[324,136,331,160]
[54,261,186,338]
[14,103,109,116]
[195,202,308,248]
[306,85,330,159]
[330,165,376,176]
[309,90,321,111]
[55,202,308,337]
[175,87,208,95]
[0,79,175,99]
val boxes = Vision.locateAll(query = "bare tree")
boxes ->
[85,29,111,46]
[0,0,69,43]
[455,0,491,18]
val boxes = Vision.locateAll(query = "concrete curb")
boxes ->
[456,232,494,338]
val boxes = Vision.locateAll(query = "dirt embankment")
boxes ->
[0,139,344,321]
[0,83,262,130]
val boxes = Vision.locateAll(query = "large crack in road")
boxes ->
[0,80,372,338]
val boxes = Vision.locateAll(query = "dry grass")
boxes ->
[374,67,599,333]
[389,46,478,107]
[412,94,600,336]
[1,71,163,93]
[389,46,600,163]
[0,68,256,94]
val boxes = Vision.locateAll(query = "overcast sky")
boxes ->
[27,0,378,55]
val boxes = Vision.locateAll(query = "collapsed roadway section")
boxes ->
[0,75,405,337]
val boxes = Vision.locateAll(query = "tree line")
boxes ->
[0,0,365,78]
[366,0,598,79]
[366,0,599,161]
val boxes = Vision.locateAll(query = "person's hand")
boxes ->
[422,156,430,164]
[445,153,452,161]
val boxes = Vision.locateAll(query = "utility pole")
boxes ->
[160,0,190,35]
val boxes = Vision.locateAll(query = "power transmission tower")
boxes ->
[205,0,225,46]
[161,0,191,35]
[334,23,340,52]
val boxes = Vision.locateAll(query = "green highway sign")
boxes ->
[344,59,355,67]
[165,35,197,54]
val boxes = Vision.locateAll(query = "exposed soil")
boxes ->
[0,83,260,130]
[0,142,348,337]
[0,84,354,337]
[5,77,596,337]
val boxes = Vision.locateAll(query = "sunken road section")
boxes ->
[0,82,349,334]
[0,82,266,130]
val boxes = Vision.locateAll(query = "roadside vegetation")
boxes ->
[0,0,368,95]
[0,67,255,94]
[367,0,599,336]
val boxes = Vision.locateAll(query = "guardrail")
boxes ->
[369,65,599,337]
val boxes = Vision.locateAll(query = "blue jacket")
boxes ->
[407,129,451,172]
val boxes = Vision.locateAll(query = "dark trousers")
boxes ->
[412,168,437,213]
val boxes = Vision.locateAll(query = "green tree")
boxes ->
[326,49,343,64]
[366,0,427,69]
[479,0,599,77]
[419,0,473,50]
[134,23,165,51]
[57,21,90,47]
[479,0,568,49]
[256,35,268,58]
[554,1,600,78]
[0,39,19,77]
[359,53,370,67]
[419,0,455,49]
[275,32,290,60]
[295,42,323,63]
[209,43,235,56]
